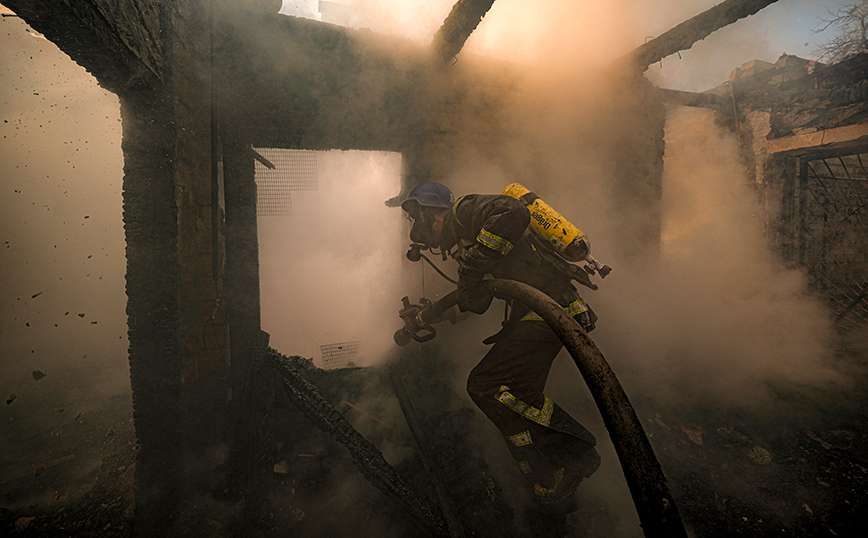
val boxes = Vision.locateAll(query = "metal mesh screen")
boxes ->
[799,151,868,332]
[253,148,318,217]
[320,341,361,370]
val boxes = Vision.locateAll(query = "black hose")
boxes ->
[423,280,687,537]
[419,253,458,285]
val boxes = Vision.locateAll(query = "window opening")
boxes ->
[257,150,407,368]
[797,149,868,332]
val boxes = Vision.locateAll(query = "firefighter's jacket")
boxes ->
[442,194,602,504]
[439,194,596,329]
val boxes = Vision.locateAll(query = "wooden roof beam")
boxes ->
[621,0,780,71]
[3,0,161,95]
[431,0,496,65]
[657,88,728,110]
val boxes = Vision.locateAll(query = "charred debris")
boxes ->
[263,344,515,538]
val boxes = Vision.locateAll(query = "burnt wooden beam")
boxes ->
[768,134,868,159]
[432,0,496,64]
[621,0,780,71]
[2,0,162,95]
[269,351,449,537]
[120,92,182,537]
[657,87,728,110]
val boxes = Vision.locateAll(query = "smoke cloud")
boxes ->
[590,106,841,407]
[1,13,129,510]
[0,16,128,402]
[2,0,861,533]
[258,150,408,367]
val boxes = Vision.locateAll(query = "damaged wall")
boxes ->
[721,52,868,331]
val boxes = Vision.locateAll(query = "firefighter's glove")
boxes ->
[458,283,494,315]
[399,305,422,325]
[576,310,593,332]
[574,303,597,333]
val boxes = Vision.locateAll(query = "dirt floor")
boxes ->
[2,341,867,537]
[634,385,868,537]
[1,388,135,538]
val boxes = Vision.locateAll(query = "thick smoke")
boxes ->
[258,150,408,366]
[311,1,848,90]
[262,0,849,488]
[0,13,129,509]
[328,0,849,409]
[592,106,841,407]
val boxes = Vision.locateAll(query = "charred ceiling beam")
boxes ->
[621,0,780,71]
[2,0,161,95]
[432,0,496,64]
[657,88,728,110]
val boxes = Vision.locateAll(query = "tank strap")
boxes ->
[451,195,466,229]
[518,191,539,206]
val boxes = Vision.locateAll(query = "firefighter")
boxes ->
[399,182,601,526]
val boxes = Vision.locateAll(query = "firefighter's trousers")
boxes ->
[466,320,600,505]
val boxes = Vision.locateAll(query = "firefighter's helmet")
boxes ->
[401,182,455,212]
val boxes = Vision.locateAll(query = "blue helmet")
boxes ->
[401,182,455,212]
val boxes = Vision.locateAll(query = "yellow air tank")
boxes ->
[502,183,590,263]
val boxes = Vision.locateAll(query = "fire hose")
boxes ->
[396,279,687,538]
